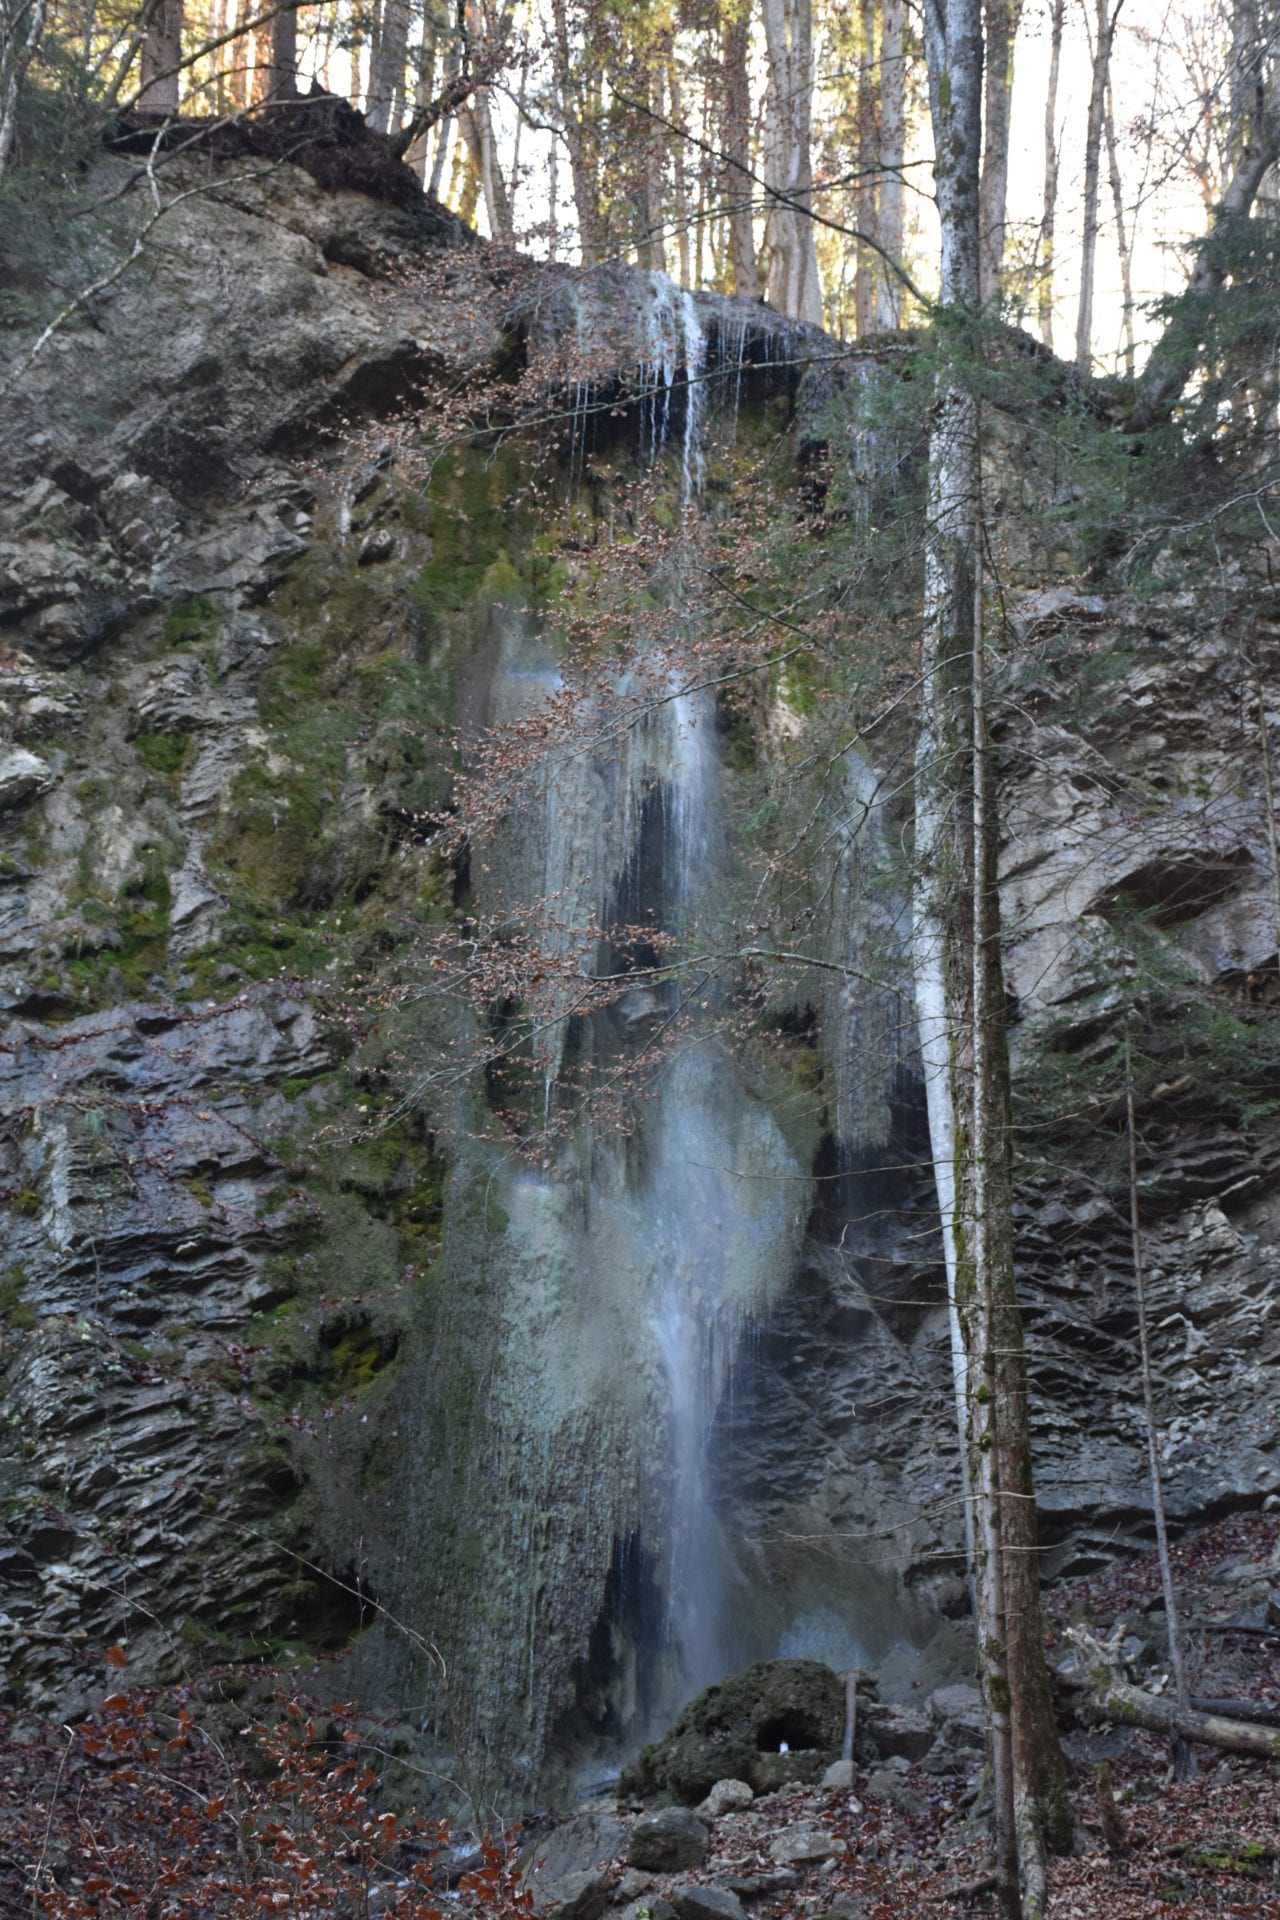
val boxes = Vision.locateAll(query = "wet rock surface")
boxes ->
[0,133,1277,1811]
[627,1808,710,1872]
[621,1660,846,1804]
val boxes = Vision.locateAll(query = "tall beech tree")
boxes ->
[916,2,1070,1912]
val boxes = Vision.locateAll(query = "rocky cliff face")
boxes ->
[1,139,1276,1806]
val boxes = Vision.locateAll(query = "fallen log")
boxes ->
[1190,1696,1280,1729]
[1066,1626,1280,1760]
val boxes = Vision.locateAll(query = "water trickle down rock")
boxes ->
[404,364,807,1792]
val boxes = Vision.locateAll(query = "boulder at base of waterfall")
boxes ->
[768,1825,842,1866]
[917,1682,987,1773]
[670,1886,750,1920]
[863,1770,929,1817]
[866,1705,935,1764]
[695,1778,754,1818]
[522,1810,629,1914]
[619,1660,846,1804]
[528,1867,611,1920]
[627,1807,710,1873]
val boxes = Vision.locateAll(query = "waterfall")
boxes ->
[635,273,706,504]
[441,299,808,1784]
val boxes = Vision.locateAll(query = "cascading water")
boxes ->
[413,275,826,1800]
[488,289,805,1705]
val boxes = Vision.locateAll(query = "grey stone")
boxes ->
[627,1808,709,1874]
[669,1888,748,1920]
[928,1684,982,1726]
[524,1812,629,1889]
[863,1771,928,1817]
[867,1707,935,1763]
[721,1871,799,1898]
[530,1868,611,1920]
[0,747,52,810]
[695,1778,754,1818]
[613,1869,655,1902]
[821,1759,856,1789]
[619,1902,676,1920]
[768,1825,841,1866]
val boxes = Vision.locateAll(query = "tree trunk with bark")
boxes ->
[1036,0,1064,347]
[551,0,606,265]
[918,6,1071,1915]
[1076,0,1122,371]
[875,0,907,327]
[1125,1042,1195,1779]
[1105,77,1135,378]
[461,89,514,241]
[138,0,184,110]
[367,0,412,133]
[721,0,759,296]
[0,0,51,183]
[855,0,878,335]
[270,8,299,100]
[979,0,1021,301]
[1129,46,1280,429]
[760,0,823,323]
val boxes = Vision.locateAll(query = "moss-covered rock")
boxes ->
[619,1660,846,1804]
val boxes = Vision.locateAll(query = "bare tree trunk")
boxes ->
[722,0,759,296]
[405,19,440,179]
[918,6,1016,1907]
[0,0,51,184]
[1228,0,1266,173]
[633,54,667,271]
[368,0,411,132]
[225,0,250,108]
[1037,0,1064,347]
[460,89,514,240]
[1125,1039,1195,1780]
[551,0,606,264]
[1076,0,1123,372]
[919,9,1071,1915]
[979,0,1022,301]
[249,23,273,106]
[138,0,184,110]
[694,79,710,288]
[875,0,907,327]
[670,56,691,283]
[855,0,878,336]
[450,121,480,223]
[760,0,823,323]
[1104,76,1135,379]
[1130,44,1280,429]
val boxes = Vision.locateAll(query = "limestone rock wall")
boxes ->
[1,143,1277,1807]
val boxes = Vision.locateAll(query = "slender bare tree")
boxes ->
[1076,0,1124,370]
[875,0,908,326]
[979,0,1023,299]
[760,0,823,322]
[1037,0,1066,347]
[918,3,1072,1912]
[138,0,185,108]
[720,0,760,294]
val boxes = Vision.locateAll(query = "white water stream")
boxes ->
[488,286,805,1698]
